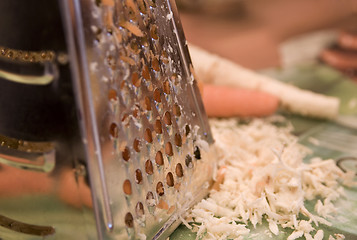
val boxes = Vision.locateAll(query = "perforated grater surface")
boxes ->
[0,0,215,239]
[63,0,216,239]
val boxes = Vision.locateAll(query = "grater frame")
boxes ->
[61,0,216,239]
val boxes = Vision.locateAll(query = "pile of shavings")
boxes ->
[185,117,356,240]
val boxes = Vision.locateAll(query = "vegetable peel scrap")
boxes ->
[186,118,356,240]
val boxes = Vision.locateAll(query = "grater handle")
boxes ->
[60,0,114,235]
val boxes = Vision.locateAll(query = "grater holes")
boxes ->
[161,50,169,64]
[133,138,141,152]
[145,159,154,175]
[171,73,180,86]
[175,163,184,177]
[163,111,172,125]
[126,6,137,21]
[109,123,119,138]
[175,133,182,147]
[147,0,156,8]
[163,80,170,95]
[143,96,152,111]
[146,191,155,206]
[120,81,131,106]
[152,56,160,72]
[173,103,181,117]
[141,36,149,47]
[166,172,174,187]
[124,212,134,228]
[138,0,147,14]
[122,147,130,161]
[194,146,201,160]
[129,39,140,54]
[108,89,118,101]
[150,25,159,40]
[147,81,154,92]
[123,179,132,195]
[135,169,143,184]
[132,72,141,87]
[142,65,151,80]
[185,154,193,168]
[144,128,153,143]
[135,202,145,217]
[93,27,103,44]
[120,80,126,90]
[121,114,130,127]
[155,151,164,166]
[153,88,161,103]
[185,124,191,136]
[120,55,136,66]
[156,181,164,196]
[106,26,113,36]
[165,142,173,157]
[95,0,101,7]
[132,105,141,119]
[154,118,162,134]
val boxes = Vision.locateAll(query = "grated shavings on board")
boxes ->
[186,117,356,240]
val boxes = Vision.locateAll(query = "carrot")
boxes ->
[201,84,279,117]
[58,169,93,208]
[0,164,54,197]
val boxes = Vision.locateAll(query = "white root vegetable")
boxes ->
[188,44,340,119]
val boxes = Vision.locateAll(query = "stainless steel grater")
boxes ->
[0,0,215,239]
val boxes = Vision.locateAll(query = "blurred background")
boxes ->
[176,0,357,71]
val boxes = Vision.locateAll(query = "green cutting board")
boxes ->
[170,64,357,240]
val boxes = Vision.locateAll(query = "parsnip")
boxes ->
[189,44,340,119]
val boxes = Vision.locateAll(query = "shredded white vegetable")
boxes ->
[187,117,355,240]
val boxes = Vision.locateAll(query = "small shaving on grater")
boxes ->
[62,0,216,239]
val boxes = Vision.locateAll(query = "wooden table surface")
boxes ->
[179,0,356,70]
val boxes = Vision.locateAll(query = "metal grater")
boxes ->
[0,0,215,239]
